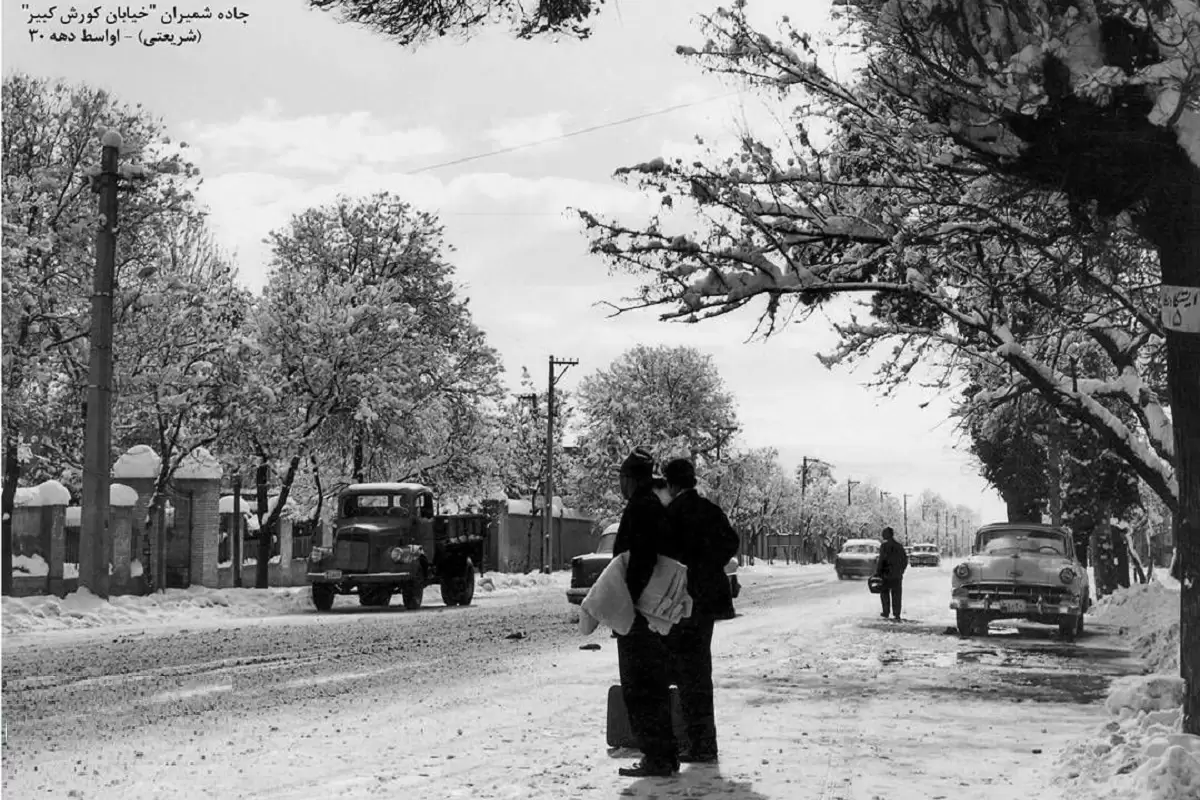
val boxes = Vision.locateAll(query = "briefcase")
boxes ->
[867,576,884,594]
[606,684,690,749]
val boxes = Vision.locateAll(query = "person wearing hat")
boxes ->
[874,526,908,620]
[661,457,740,764]
[611,446,682,778]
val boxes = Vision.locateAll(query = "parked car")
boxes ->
[566,523,741,614]
[950,523,1091,638]
[835,538,880,579]
[908,542,941,567]
[306,482,487,611]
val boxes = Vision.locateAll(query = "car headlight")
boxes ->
[1059,567,1075,584]
[390,546,405,562]
[953,563,970,579]
[308,547,327,563]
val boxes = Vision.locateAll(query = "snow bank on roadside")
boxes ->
[1052,578,1197,800]
[1091,578,1181,673]
[1,569,571,635]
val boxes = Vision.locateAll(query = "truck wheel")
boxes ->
[312,583,335,612]
[402,581,424,610]
[441,561,476,607]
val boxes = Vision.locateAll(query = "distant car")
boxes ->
[835,538,879,579]
[950,523,1091,638]
[566,523,741,612]
[908,543,941,567]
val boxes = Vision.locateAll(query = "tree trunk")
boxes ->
[1114,525,1131,590]
[1093,521,1120,599]
[2,435,20,596]
[255,460,270,589]
[1143,168,1200,736]
[352,437,365,484]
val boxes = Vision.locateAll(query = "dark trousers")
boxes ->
[666,613,718,756]
[617,616,677,765]
[880,579,903,618]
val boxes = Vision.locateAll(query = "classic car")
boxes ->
[908,542,941,567]
[566,523,741,614]
[306,482,487,611]
[950,523,1091,638]
[835,538,880,579]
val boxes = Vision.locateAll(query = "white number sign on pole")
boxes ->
[1161,285,1200,334]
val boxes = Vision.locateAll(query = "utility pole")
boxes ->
[79,130,123,599]
[903,494,911,544]
[543,355,577,574]
[232,474,243,588]
[847,479,859,506]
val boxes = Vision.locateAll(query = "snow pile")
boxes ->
[1090,579,1181,673]
[174,447,222,480]
[477,569,569,593]
[1054,675,1200,800]
[2,570,569,634]
[13,480,71,507]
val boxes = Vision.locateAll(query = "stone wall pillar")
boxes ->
[45,503,67,597]
[109,503,133,595]
[176,477,220,589]
[277,517,293,584]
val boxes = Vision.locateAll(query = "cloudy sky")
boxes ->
[3,0,1007,523]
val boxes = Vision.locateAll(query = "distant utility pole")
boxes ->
[903,494,911,544]
[847,479,860,506]
[79,130,123,599]
[543,355,577,574]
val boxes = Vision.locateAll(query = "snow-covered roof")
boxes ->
[344,482,429,494]
[112,445,161,479]
[841,538,878,547]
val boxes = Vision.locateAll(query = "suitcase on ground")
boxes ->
[605,684,690,749]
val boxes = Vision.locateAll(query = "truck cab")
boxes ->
[306,482,487,612]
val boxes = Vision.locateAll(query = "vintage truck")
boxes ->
[306,482,489,612]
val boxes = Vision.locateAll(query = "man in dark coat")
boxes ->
[611,447,680,778]
[875,526,908,620]
[662,457,739,764]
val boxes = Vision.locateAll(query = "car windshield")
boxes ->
[596,533,617,553]
[912,545,937,553]
[977,529,1068,556]
[842,544,878,555]
[341,493,402,518]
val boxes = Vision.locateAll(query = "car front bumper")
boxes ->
[307,569,421,584]
[566,587,588,605]
[836,562,876,576]
[950,593,1083,616]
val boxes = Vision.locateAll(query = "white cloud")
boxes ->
[486,112,568,150]
[185,103,451,175]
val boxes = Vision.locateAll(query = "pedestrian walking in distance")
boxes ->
[612,447,680,778]
[875,526,908,621]
[661,457,739,764]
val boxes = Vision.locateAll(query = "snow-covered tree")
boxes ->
[309,0,603,43]
[580,0,1198,732]
[1,74,209,593]
[231,193,504,550]
[570,344,739,520]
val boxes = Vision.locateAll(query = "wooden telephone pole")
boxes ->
[542,355,577,573]
[78,131,122,599]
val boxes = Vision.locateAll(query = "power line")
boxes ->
[404,91,741,175]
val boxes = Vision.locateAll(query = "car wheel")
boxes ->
[956,610,986,636]
[312,583,335,612]
[456,561,476,606]
[402,580,424,610]
[1058,614,1082,640]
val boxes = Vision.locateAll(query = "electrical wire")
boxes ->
[404,90,741,175]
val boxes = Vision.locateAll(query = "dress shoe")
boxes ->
[679,750,719,764]
[618,759,678,777]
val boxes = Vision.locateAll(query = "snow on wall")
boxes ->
[112,445,161,479]
[174,447,222,480]
[110,483,139,507]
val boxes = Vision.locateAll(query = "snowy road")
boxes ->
[1,565,1145,799]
